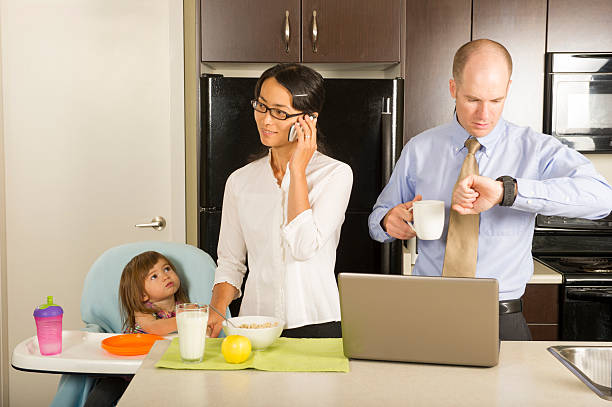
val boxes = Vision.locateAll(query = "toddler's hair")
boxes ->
[119,251,189,332]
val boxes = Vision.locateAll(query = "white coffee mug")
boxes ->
[406,200,445,240]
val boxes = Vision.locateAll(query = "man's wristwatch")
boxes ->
[496,176,517,207]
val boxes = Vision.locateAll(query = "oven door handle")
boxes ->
[567,289,612,302]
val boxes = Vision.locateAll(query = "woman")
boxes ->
[207,63,353,338]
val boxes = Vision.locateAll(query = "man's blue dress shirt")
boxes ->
[368,116,612,300]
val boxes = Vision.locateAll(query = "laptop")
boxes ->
[338,273,499,367]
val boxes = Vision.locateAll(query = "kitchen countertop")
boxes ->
[530,257,562,284]
[118,340,612,406]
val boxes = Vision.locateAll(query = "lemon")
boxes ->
[221,335,251,364]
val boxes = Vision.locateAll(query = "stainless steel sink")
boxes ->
[548,346,612,401]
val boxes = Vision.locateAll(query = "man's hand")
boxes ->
[452,175,503,215]
[382,195,422,239]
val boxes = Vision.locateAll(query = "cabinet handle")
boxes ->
[284,10,290,53]
[312,10,318,53]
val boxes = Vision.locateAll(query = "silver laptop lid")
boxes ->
[339,273,499,367]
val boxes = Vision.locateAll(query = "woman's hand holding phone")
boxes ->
[288,114,316,142]
[289,114,317,175]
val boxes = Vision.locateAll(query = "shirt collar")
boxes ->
[450,114,506,157]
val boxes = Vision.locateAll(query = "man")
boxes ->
[368,39,612,340]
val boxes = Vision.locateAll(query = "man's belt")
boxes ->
[499,298,522,315]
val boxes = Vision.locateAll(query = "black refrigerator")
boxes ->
[199,74,404,312]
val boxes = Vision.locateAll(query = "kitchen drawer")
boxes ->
[528,324,559,341]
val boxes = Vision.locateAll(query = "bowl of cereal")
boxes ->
[222,316,285,350]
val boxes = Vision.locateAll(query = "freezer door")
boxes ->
[318,78,403,274]
[317,79,401,210]
[200,76,260,209]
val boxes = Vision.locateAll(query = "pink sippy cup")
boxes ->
[33,296,63,356]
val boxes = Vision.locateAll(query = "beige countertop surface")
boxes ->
[119,340,611,407]
[530,258,562,284]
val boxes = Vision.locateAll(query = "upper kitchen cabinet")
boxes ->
[403,0,471,140]
[300,0,400,63]
[472,0,547,132]
[201,0,401,63]
[547,0,612,52]
[201,0,301,62]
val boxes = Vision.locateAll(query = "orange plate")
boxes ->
[101,334,164,356]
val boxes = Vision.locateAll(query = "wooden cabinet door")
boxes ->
[523,284,560,340]
[201,0,300,62]
[548,0,612,52]
[472,0,547,132]
[403,0,471,141]
[301,0,401,63]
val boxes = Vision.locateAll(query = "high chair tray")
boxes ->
[11,331,171,374]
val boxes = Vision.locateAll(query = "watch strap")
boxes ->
[496,176,516,207]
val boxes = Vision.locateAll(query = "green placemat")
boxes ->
[155,337,349,372]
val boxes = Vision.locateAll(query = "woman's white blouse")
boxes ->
[213,150,353,329]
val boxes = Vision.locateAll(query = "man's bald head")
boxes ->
[453,39,512,85]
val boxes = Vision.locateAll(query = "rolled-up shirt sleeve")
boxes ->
[281,164,353,261]
[512,139,612,219]
[214,174,247,298]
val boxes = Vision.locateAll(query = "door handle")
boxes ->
[381,97,393,185]
[135,216,166,231]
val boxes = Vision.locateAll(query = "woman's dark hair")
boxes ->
[254,63,325,115]
[250,63,328,159]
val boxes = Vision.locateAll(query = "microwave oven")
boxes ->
[544,53,612,152]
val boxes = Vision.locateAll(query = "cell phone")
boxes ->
[288,115,316,142]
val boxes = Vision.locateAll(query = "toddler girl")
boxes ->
[119,250,189,335]
[84,251,189,407]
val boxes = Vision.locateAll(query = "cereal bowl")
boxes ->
[222,316,285,350]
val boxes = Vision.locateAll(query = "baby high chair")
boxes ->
[50,241,224,407]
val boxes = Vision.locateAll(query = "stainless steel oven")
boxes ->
[544,53,612,152]
[533,214,612,341]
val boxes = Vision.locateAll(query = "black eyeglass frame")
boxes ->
[250,99,305,121]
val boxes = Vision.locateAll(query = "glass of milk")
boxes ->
[176,303,209,363]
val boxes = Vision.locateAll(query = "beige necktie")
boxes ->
[442,137,481,277]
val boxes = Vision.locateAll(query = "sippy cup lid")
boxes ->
[33,296,63,318]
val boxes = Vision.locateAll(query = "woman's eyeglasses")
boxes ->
[251,100,304,121]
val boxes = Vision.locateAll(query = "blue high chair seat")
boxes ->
[51,241,223,407]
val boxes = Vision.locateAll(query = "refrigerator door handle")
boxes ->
[380,100,397,275]
[381,97,393,185]
[380,85,404,275]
